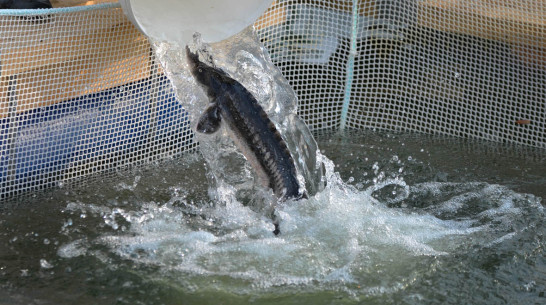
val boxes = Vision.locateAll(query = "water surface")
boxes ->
[0,130,545,305]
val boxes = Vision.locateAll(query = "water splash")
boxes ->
[56,152,543,299]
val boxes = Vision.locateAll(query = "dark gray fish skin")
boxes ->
[186,46,306,203]
[0,0,52,9]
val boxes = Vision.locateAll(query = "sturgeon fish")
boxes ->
[186,46,307,208]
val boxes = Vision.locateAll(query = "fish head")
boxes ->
[186,46,228,99]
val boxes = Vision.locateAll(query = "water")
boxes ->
[0,130,545,305]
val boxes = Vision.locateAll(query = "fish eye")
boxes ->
[198,68,202,73]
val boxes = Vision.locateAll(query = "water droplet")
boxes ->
[40,259,53,269]
[43,239,50,245]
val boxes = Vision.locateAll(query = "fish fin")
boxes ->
[196,104,221,134]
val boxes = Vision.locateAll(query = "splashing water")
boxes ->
[54,148,544,302]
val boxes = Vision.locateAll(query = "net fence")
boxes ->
[0,0,544,198]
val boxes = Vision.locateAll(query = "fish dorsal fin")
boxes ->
[196,103,221,134]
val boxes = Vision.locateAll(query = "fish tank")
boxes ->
[0,1,545,304]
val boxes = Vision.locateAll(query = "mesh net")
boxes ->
[256,0,545,138]
[0,0,544,198]
[0,1,192,197]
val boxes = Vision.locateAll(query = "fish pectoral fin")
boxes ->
[196,103,221,134]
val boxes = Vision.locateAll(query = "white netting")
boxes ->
[256,0,545,139]
[0,1,193,197]
[0,0,544,198]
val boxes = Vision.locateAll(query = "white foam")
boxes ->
[57,239,87,258]
[67,156,539,296]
